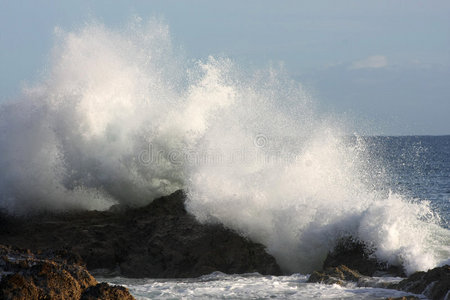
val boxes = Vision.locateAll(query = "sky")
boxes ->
[1,0,449,135]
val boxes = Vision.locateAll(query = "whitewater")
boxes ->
[98,272,425,299]
[0,18,449,298]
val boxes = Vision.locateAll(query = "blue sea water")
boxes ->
[363,136,450,228]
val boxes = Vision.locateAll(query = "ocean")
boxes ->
[97,136,449,299]
[362,136,449,229]
[0,18,448,299]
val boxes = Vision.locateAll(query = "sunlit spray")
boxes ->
[0,18,448,275]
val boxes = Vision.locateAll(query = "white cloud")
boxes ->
[350,55,388,70]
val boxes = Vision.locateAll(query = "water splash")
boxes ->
[0,18,448,275]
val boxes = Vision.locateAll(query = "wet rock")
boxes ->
[0,245,134,300]
[0,274,41,300]
[306,264,422,299]
[323,237,405,277]
[81,282,134,300]
[307,264,364,285]
[389,265,449,300]
[0,190,281,278]
[307,262,449,300]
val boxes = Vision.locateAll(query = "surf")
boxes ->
[0,18,448,275]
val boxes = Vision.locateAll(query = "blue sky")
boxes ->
[1,0,449,135]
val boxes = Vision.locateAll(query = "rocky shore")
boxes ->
[1,190,448,299]
[307,238,450,300]
[0,190,280,278]
[0,245,134,300]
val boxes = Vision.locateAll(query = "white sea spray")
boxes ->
[0,18,448,275]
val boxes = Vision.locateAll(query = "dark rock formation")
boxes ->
[307,262,449,300]
[389,265,449,300]
[323,237,405,277]
[0,190,281,278]
[307,264,364,285]
[308,238,450,299]
[0,245,134,300]
[320,237,449,299]
[80,283,134,300]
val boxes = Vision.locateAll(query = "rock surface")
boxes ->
[319,238,449,299]
[80,282,134,300]
[307,264,364,285]
[323,237,406,277]
[389,265,450,300]
[0,245,134,300]
[0,190,281,278]
[307,262,449,300]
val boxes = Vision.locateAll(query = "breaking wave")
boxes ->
[0,18,448,275]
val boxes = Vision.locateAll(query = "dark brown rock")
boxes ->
[323,237,405,276]
[306,263,449,300]
[0,190,281,278]
[0,274,41,300]
[307,264,364,285]
[306,263,423,299]
[81,282,134,300]
[389,265,449,300]
[0,245,134,300]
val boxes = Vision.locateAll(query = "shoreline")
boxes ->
[1,190,449,299]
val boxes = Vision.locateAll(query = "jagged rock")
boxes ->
[307,262,449,300]
[0,190,281,278]
[389,265,449,300]
[307,264,364,285]
[81,283,134,300]
[0,274,41,300]
[323,237,405,276]
[0,245,135,300]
